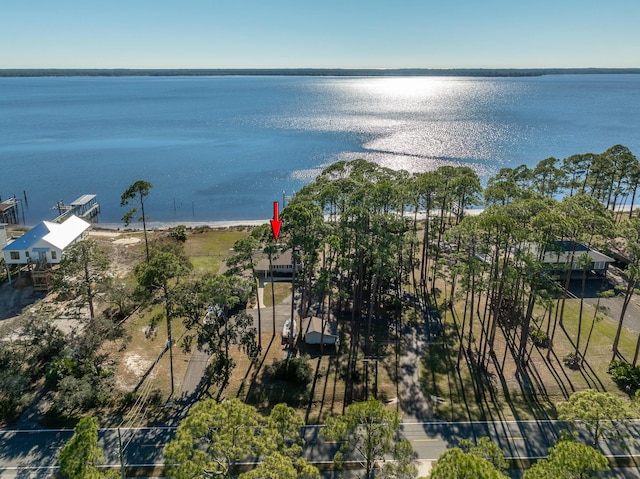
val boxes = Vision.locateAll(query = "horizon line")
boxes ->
[2,67,640,78]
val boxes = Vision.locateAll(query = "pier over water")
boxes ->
[52,194,100,223]
[0,197,20,224]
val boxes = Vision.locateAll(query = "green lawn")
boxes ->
[183,227,249,275]
[421,293,640,422]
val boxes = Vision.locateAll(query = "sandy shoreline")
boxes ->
[13,203,636,232]
[91,219,271,231]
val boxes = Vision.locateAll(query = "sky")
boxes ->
[2,0,639,69]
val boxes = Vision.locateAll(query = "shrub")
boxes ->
[45,356,76,389]
[608,359,640,390]
[169,225,187,242]
[563,353,582,370]
[266,357,313,385]
[529,328,550,348]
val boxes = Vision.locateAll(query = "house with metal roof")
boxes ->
[2,215,91,287]
[524,241,615,279]
[476,240,615,280]
[255,249,301,278]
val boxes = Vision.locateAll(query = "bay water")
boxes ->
[1,74,639,226]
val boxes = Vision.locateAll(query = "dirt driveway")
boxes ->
[0,279,47,322]
[0,229,141,324]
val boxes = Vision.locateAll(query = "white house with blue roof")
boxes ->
[2,215,91,285]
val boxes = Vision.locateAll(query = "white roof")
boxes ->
[71,194,97,206]
[46,215,91,249]
[2,215,90,252]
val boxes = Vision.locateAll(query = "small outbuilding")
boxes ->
[301,316,339,347]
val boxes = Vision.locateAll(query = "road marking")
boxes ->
[509,437,525,441]
[413,438,439,442]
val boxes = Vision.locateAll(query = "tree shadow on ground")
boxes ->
[419,322,488,422]
[244,342,315,412]
[240,334,276,399]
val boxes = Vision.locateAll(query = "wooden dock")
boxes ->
[0,197,19,224]
[52,194,100,222]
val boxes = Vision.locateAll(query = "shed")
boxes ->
[302,316,338,346]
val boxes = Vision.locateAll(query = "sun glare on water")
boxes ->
[344,76,471,112]
[330,77,497,173]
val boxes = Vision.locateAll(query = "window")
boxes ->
[10,251,20,260]
[25,251,29,257]
[51,251,57,260]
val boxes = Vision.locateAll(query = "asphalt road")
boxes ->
[0,427,172,478]
[4,420,640,478]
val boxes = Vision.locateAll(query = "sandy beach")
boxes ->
[92,219,271,231]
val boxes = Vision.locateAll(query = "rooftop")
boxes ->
[2,215,91,252]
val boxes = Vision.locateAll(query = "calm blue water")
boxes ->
[1,75,639,226]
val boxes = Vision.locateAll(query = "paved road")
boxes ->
[0,427,171,478]
[569,274,640,337]
[4,420,640,478]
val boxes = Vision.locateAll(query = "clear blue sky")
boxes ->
[2,0,639,69]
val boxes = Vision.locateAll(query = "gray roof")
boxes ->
[71,194,97,206]
[539,242,614,265]
[255,249,294,271]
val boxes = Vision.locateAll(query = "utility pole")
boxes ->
[166,301,174,397]
[290,248,297,350]
[118,428,126,479]
[269,253,276,338]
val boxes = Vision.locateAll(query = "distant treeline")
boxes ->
[1,68,640,78]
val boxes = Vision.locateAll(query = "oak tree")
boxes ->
[523,440,608,478]
[429,448,508,479]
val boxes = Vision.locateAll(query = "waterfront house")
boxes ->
[2,215,91,288]
[538,241,614,278]
[476,240,615,280]
[255,249,301,278]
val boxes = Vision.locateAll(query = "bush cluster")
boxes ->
[529,328,550,348]
[608,359,640,390]
[563,353,582,370]
[265,357,313,385]
[169,225,187,242]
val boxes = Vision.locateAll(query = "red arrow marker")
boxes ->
[270,201,282,241]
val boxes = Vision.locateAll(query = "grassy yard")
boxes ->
[421,289,640,422]
[182,226,249,276]
[224,332,398,425]
[262,281,292,307]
